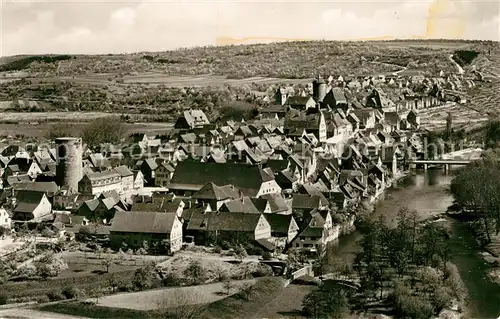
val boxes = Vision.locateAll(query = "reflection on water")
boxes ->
[330,168,500,318]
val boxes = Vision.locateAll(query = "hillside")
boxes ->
[2,40,495,79]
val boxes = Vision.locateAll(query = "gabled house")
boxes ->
[140,158,158,186]
[0,207,12,229]
[114,165,134,193]
[192,183,239,210]
[110,211,183,253]
[78,170,122,196]
[168,162,281,198]
[12,190,52,221]
[264,214,299,244]
[208,212,271,242]
[174,109,210,131]
[155,162,175,187]
[285,96,316,111]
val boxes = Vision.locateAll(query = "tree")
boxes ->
[302,285,348,319]
[234,246,248,262]
[183,260,206,285]
[222,279,233,295]
[81,117,126,150]
[102,254,114,273]
[47,123,78,140]
[240,282,255,301]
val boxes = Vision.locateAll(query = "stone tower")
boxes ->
[312,76,327,102]
[55,137,83,192]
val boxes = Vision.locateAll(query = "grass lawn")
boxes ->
[37,302,153,319]
[250,284,314,318]
[94,279,256,311]
[202,277,286,319]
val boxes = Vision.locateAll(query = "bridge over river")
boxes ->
[408,148,482,170]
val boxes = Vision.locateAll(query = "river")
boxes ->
[329,168,500,319]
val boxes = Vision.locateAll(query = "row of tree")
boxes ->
[303,208,466,319]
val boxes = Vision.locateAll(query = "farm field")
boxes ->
[418,103,489,132]
[0,122,173,139]
[94,279,256,311]
[33,74,313,87]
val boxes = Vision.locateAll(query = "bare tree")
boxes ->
[240,282,255,301]
[155,290,204,319]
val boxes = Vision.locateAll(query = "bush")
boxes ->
[132,266,156,291]
[391,282,434,319]
[62,286,84,299]
[161,272,181,287]
[16,263,37,279]
[0,293,8,305]
[47,290,66,302]
[35,295,50,304]
[213,246,222,254]
[431,286,453,312]
[444,262,467,300]
[183,260,207,285]
[261,251,272,261]
[252,265,273,278]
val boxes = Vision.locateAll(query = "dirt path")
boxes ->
[93,279,256,311]
[0,308,88,319]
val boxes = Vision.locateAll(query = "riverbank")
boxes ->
[329,169,500,318]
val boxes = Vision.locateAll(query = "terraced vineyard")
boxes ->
[467,54,500,118]
[418,103,489,133]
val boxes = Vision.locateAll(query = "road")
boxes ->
[0,308,88,319]
[449,54,465,75]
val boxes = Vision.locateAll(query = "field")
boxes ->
[94,279,256,311]
[28,74,312,88]
[418,103,489,132]
[0,122,173,139]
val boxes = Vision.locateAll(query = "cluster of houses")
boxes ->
[0,75,439,256]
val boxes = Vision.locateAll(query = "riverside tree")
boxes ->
[450,157,500,243]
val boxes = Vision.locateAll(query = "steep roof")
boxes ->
[169,162,274,193]
[210,212,264,232]
[264,214,294,233]
[13,190,46,213]
[111,211,178,234]
[114,165,134,177]
[193,182,238,201]
[222,197,260,214]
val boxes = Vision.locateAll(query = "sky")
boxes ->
[0,0,499,56]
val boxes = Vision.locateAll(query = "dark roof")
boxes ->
[13,190,46,213]
[13,181,58,194]
[111,211,178,233]
[193,183,238,201]
[286,96,312,106]
[114,165,134,177]
[169,162,274,193]
[264,214,294,233]
[210,212,264,232]
[292,194,326,210]
[221,197,260,214]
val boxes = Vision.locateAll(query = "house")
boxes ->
[110,211,183,254]
[174,109,210,131]
[53,187,81,210]
[285,96,316,111]
[219,196,260,214]
[323,87,348,109]
[12,190,52,221]
[114,165,134,193]
[192,183,239,210]
[284,111,327,143]
[264,214,299,244]
[78,170,122,196]
[366,88,395,109]
[168,162,281,197]
[140,158,158,186]
[155,162,175,187]
[206,212,271,242]
[291,224,328,253]
[0,207,11,229]
[133,170,144,190]
[132,196,185,217]
[352,109,376,129]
